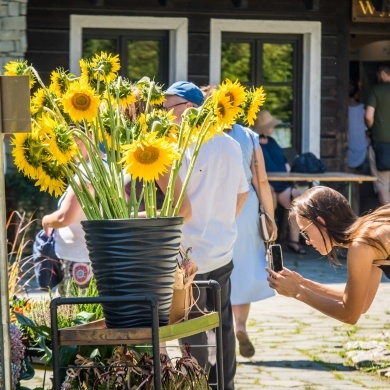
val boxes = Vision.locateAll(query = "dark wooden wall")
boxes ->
[25,0,390,172]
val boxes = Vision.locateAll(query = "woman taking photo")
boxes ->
[267,185,390,325]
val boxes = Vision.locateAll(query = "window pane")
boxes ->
[263,43,293,83]
[83,39,117,59]
[264,86,293,148]
[128,40,160,82]
[221,42,251,83]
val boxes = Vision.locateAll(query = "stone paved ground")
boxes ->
[232,245,390,389]
[21,245,390,389]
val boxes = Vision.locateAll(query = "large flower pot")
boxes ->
[81,217,183,328]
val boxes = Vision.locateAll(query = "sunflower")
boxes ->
[140,109,177,138]
[50,68,72,98]
[137,77,165,106]
[241,86,266,126]
[11,132,43,179]
[31,88,58,118]
[34,164,67,197]
[38,115,78,164]
[62,81,101,123]
[105,78,137,109]
[91,52,120,83]
[79,58,94,84]
[4,60,35,88]
[219,79,246,108]
[121,132,180,182]
[211,90,237,129]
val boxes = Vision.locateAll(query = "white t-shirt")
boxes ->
[54,189,90,262]
[179,133,249,274]
[53,160,109,263]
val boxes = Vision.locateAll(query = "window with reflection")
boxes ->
[82,29,169,87]
[222,34,302,152]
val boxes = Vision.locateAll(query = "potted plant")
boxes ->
[5,53,266,327]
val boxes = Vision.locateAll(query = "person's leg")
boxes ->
[56,259,71,296]
[276,187,306,254]
[208,261,236,390]
[232,303,255,358]
[233,303,250,332]
[374,170,390,205]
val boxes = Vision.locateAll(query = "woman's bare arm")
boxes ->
[267,241,383,324]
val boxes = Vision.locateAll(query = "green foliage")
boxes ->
[83,38,161,83]
[221,42,251,83]
[221,40,294,124]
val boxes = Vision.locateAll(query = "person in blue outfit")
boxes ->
[227,122,276,358]
[164,81,249,390]
[254,110,306,254]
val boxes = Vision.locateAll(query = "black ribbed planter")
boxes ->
[81,217,183,328]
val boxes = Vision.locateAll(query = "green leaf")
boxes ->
[19,358,35,380]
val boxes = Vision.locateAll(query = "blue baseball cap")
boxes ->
[165,81,204,106]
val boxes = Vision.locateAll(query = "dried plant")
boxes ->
[6,210,37,299]
[61,344,210,389]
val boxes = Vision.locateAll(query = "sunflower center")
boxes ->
[72,93,91,111]
[226,92,234,104]
[217,102,226,117]
[135,145,159,165]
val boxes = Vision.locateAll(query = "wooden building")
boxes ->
[23,0,390,174]
[0,1,372,184]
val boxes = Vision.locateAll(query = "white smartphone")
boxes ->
[269,244,284,272]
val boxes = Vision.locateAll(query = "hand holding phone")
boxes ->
[269,244,284,272]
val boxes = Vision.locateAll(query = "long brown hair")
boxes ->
[290,186,390,264]
[289,186,356,265]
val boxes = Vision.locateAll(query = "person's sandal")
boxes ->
[236,330,255,358]
[287,241,306,254]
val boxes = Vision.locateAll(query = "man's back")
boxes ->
[367,82,390,142]
[180,133,248,273]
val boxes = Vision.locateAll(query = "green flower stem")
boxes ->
[160,108,204,216]
[28,66,67,125]
[172,114,214,216]
[63,165,102,220]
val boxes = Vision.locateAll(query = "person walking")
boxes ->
[365,62,390,205]
[164,81,249,389]
[227,123,276,358]
[267,185,390,325]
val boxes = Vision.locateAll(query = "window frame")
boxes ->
[210,19,321,156]
[82,28,170,85]
[222,33,303,151]
[70,15,188,85]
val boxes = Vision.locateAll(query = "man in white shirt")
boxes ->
[164,81,249,389]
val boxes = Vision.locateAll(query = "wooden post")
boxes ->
[0,75,30,389]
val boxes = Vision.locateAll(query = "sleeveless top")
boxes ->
[374,257,390,279]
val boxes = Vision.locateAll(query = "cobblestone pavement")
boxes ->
[232,244,390,389]
[21,244,390,389]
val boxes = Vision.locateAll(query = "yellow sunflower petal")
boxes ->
[62,81,101,123]
[121,133,180,182]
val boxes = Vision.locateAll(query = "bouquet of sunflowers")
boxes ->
[4,52,265,220]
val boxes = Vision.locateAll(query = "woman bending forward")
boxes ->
[267,185,390,325]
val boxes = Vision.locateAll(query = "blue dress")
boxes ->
[229,124,275,305]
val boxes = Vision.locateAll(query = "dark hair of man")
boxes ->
[377,62,390,75]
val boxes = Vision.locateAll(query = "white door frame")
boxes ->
[70,15,188,85]
[210,19,322,155]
